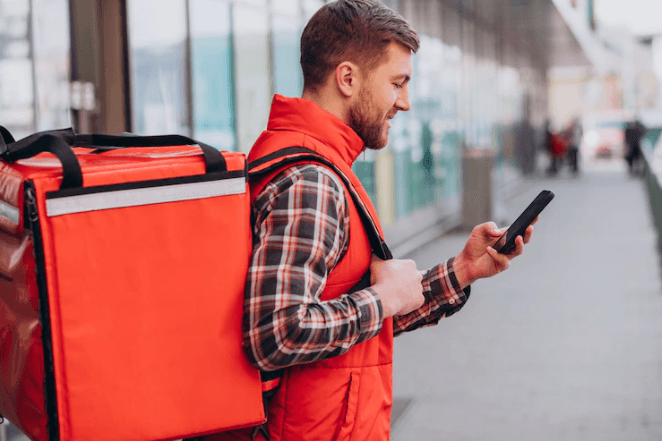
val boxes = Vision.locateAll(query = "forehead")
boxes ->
[372,41,412,79]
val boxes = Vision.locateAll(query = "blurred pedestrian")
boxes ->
[420,120,436,203]
[546,123,568,176]
[203,1,538,440]
[565,117,582,175]
[625,119,647,176]
[544,119,557,175]
[515,118,536,175]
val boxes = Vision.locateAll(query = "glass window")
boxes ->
[409,36,443,211]
[232,2,271,153]
[271,11,303,98]
[460,16,476,148]
[302,0,324,21]
[0,0,70,139]
[272,0,299,16]
[439,42,462,200]
[380,0,399,12]
[0,0,34,139]
[389,106,414,218]
[189,0,236,150]
[127,0,189,136]
[32,0,71,131]
[234,0,267,6]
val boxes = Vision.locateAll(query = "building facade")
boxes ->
[0,0,588,250]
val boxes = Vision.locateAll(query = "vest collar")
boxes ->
[266,95,365,167]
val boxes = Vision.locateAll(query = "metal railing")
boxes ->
[642,136,662,251]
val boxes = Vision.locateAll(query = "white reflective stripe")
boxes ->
[0,200,19,225]
[46,177,245,217]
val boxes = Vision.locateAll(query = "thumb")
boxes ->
[369,254,383,285]
[477,221,502,237]
[370,254,383,267]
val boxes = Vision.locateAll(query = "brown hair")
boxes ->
[300,0,419,92]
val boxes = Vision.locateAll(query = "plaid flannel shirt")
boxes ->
[244,164,470,371]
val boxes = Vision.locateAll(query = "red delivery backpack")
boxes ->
[0,127,265,440]
[0,127,390,441]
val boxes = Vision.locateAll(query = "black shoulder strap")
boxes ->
[248,147,392,262]
[250,147,395,415]
[0,125,15,151]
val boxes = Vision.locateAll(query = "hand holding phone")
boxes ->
[493,190,554,254]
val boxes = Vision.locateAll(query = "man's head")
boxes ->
[300,0,419,150]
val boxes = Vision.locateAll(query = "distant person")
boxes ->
[516,118,536,175]
[565,117,582,175]
[546,121,567,176]
[625,119,647,176]
[420,120,435,204]
[204,1,539,440]
[544,119,557,175]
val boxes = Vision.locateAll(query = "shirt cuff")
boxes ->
[348,287,384,344]
[424,257,470,307]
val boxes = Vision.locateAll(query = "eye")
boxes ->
[393,83,403,89]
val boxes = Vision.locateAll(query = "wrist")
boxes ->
[452,255,474,289]
[371,283,397,319]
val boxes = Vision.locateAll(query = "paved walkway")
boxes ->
[3,161,659,441]
[391,160,662,440]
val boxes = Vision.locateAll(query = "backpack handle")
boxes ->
[0,129,227,190]
[66,133,227,174]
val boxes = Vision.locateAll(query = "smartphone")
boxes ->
[493,190,554,254]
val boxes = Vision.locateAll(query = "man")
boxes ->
[566,117,582,175]
[214,0,535,440]
[625,119,646,176]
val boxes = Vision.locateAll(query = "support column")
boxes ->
[69,0,130,134]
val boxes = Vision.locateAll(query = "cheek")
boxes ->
[378,88,397,115]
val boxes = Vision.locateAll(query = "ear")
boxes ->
[334,61,360,98]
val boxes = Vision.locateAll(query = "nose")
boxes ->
[395,87,410,112]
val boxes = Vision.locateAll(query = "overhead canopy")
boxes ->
[474,0,591,71]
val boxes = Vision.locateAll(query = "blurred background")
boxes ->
[0,0,660,254]
[0,0,660,440]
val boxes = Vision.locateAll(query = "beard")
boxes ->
[348,88,389,151]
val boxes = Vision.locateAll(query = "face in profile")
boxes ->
[348,41,412,151]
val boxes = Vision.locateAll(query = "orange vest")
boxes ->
[249,96,394,440]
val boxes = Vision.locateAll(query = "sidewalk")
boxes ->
[391,161,662,440]
[2,161,659,441]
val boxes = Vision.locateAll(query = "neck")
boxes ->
[302,87,350,126]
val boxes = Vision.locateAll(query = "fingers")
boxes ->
[371,258,424,317]
[522,225,534,244]
[486,245,511,271]
[370,253,383,264]
[476,221,503,238]
[508,235,525,257]
[484,221,499,232]
[369,254,384,285]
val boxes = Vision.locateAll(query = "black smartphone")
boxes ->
[493,190,554,254]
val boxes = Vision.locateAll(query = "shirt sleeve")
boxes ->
[243,164,384,372]
[392,258,471,336]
